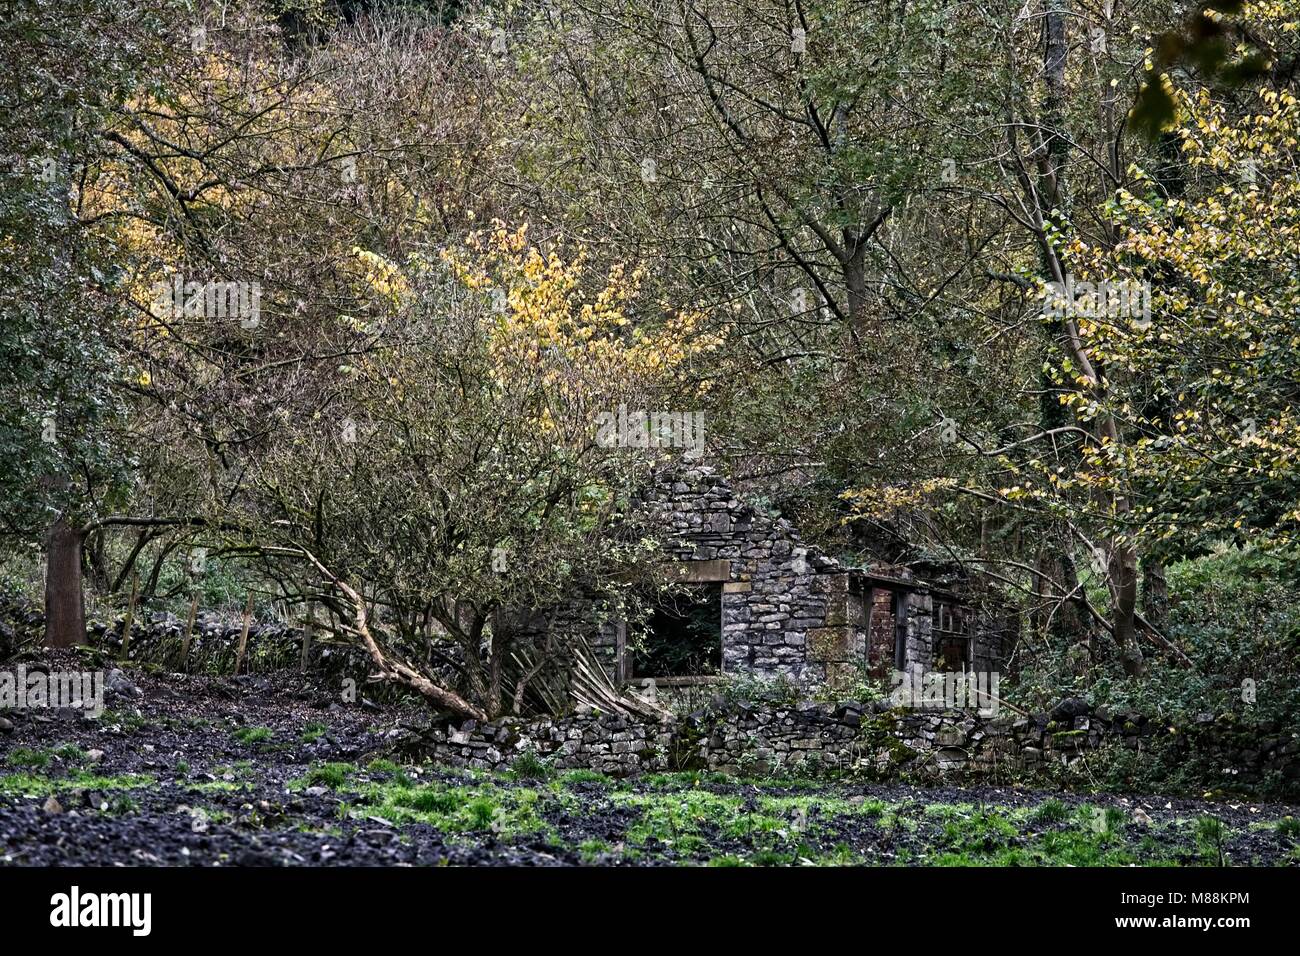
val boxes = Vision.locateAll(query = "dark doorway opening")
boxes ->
[632,585,722,677]
[893,591,908,671]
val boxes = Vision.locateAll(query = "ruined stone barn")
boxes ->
[519,467,1010,699]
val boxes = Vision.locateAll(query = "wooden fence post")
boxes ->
[119,572,139,662]
[233,591,254,676]
[301,598,315,673]
[181,593,199,672]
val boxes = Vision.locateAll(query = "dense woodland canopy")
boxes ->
[3,0,1299,722]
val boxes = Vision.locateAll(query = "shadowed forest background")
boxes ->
[3,0,1300,762]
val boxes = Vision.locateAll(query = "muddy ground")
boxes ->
[1,653,1297,866]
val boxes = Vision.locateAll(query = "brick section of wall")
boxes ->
[866,589,895,676]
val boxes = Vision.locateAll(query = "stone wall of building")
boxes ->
[510,465,1012,697]
[624,467,1007,692]
[401,698,1300,797]
[637,467,851,688]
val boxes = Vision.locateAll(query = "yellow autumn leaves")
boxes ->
[438,221,723,395]
[339,221,724,440]
[839,478,959,522]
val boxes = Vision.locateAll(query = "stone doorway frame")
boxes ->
[616,559,733,683]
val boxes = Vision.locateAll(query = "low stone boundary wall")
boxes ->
[404,698,1299,796]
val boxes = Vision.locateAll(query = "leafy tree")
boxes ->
[228,227,722,718]
[0,0,180,644]
[1053,79,1300,556]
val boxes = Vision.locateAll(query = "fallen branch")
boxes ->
[1136,612,1194,668]
[296,547,488,722]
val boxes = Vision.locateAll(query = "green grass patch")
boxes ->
[578,838,611,862]
[558,769,612,787]
[347,778,548,836]
[292,762,358,790]
[614,789,742,854]
[507,750,552,781]
[5,747,52,769]
[1196,815,1230,865]
[0,770,155,798]
[1030,798,1070,824]
[187,779,251,794]
[52,743,86,763]
[100,709,152,733]
[232,726,273,745]
[3,743,87,769]
[300,722,328,744]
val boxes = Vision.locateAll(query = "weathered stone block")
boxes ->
[661,558,732,583]
[806,626,852,662]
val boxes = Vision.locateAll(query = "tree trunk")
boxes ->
[1038,0,1071,217]
[1141,558,1169,629]
[843,245,868,334]
[298,556,491,722]
[44,517,86,648]
[485,615,506,720]
[1109,543,1144,675]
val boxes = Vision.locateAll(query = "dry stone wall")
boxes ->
[404,697,1300,797]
